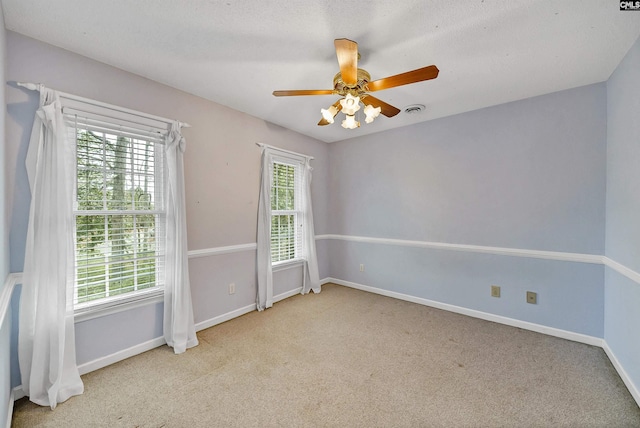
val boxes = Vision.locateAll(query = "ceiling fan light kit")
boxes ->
[273,38,439,130]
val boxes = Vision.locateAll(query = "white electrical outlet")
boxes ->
[229,283,236,295]
[359,264,364,272]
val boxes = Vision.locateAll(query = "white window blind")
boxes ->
[270,160,303,264]
[67,111,166,310]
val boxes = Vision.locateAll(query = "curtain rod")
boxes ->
[16,82,191,128]
[256,142,314,160]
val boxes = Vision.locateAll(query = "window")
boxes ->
[270,160,302,264]
[256,144,320,310]
[69,112,166,311]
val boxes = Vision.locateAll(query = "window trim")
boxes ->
[74,287,164,323]
[272,259,304,272]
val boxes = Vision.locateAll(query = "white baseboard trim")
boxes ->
[194,287,303,332]
[325,277,603,347]
[78,336,167,376]
[602,341,640,407]
[320,277,334,285]
[273,287,304,303]
[195,303,256,332]
[5,389,16,428]
[11,386,24,403]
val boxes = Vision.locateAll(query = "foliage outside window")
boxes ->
[270,161,302,264]
[73,123,164,308]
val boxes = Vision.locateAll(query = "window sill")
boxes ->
[272,259,304,272]
[74,288,164,323]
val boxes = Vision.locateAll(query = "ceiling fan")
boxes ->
[273,38,439,129]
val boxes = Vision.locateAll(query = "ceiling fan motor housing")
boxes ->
[333,69,371,96]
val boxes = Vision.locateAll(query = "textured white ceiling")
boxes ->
[3,0,640,143]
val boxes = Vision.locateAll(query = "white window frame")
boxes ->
[64,100,170,321]
[270,157,304,269]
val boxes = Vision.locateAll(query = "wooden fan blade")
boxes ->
[335,38,358,86]
[318,100,343,126]
[367,65,439,92]
[273,90,334,96]
[362,95,401,117]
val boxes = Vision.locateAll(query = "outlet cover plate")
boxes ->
[491,285,501,298]
[526,291,537,304]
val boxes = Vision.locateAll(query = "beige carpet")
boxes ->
[12,283,640,427]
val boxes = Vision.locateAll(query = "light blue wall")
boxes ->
[329,84,607,254]
[605,35,640,395]
[6,81,35,274]
[327,83,608,336]
[5,72,34,390]
[316,239,331,280]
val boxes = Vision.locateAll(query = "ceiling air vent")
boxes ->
[403,104,426,114]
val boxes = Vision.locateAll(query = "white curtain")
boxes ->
[163,122,198,354]
[19,86,84,408]
[256,149,274,311]
[301,157,321,294]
